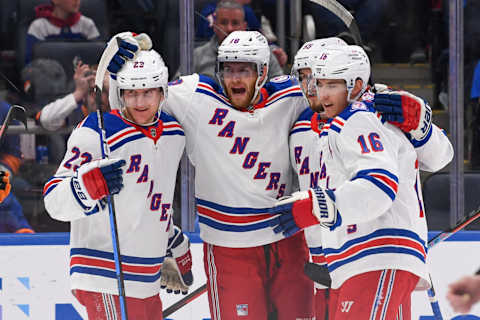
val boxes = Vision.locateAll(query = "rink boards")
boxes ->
[0,232,479,320]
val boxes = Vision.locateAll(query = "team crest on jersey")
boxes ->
[150,128,157,137]
[236,304,248,316]
[168,79,183,86]
[271,75,290,83]
[351,101,367,111]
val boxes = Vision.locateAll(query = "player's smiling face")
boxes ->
[122,88,163,125]
[221,62,258,110]
[316,79,348,118]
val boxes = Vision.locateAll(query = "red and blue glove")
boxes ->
[161,226,193,295]
[269,187,341,237]
[374,89,432,142]
[71,158,126,211]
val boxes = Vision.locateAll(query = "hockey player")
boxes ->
[108,30,315,319]
[270,44,453,319]
[43,48,192,320]
[288,37,454,319]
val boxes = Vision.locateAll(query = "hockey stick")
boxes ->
[163,283,208,317]
[94,38,129,320]
[308,0,362,45]
[425,207,480,320]
[428,207,480,248]
[0,105,27,142]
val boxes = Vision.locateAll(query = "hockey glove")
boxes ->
[0,171,11,203]
[374,90,432,141]
[71,159,126,210]
[107,32,153,79]
[268,188,342,237]
[161,226,193,294]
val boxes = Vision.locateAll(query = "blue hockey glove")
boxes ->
[161,226,193,295]
[374,89,432,141]
[268,188,341,237]
[107,32,153,79]
[71,159,126,210]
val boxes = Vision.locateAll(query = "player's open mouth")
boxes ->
[231,88,246,95]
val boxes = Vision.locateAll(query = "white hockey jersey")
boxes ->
[43,110,185,298]
[289,102,453,290]
[165,74,307,247]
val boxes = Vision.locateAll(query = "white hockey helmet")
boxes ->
[216,31,270,105]
[116,49,168,123]
[291,37,347,77]
[310,45,370,101]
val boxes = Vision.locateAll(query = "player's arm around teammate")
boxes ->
[272,44,444,320]
[44,46,191,320]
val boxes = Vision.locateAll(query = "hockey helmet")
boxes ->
[216,31,270,105]
[309,45,370,101]
[116,49,168,122]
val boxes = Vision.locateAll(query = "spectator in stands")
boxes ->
[0,101,34,234]
[25,0,100,65]
[196,0,287,67]
[196,0,260,40]
[447,270,480,313]
[36,60,109,131]
[176,0,284,80]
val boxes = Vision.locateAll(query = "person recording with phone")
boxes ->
[36,57,109,132]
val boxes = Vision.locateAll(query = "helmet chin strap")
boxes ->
[247,64,268,109]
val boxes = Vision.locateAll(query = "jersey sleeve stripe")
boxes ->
[323,228,427,272]
[352,169,399,201]
[43,177,65,196]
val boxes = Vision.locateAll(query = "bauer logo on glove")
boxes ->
[268,187,342,237]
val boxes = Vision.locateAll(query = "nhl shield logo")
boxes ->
[236,304,248,316]
[150,128,157,137]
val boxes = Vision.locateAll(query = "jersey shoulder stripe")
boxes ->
[196,198,275,232]
[351,168,399,201]
[337,101,376,122]
[322,228,427,272]
[264,75,299,93]
[160,111,185,136]
[79,112,131,138]
[290,108,313,135]
[195,75,232,107]
[263,84,303,107]
[70,248,164,283]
